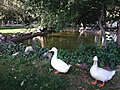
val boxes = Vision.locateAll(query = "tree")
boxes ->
[117,21,120,47]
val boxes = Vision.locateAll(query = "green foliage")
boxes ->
[0,42,120,89]
[74,43,120,69]
[105,41,120,69]
[0,42,120,69]
[0,26,24,30]
[54,43,119,69]
[0,43,49,61]
[1,0,120,30]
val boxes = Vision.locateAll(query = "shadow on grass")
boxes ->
[0,54,119,90]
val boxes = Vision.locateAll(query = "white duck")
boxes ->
[49,47,71,73]
[90,56,116,87]
[24,46,34,54]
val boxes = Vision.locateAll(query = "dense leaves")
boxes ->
[0,42,119,69]
[1,0,120,30]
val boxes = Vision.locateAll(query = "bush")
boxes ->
[73,42,120,69]
[0,42,120,69]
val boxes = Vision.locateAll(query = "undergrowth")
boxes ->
[0,42,120,90]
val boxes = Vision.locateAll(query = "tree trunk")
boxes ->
[1,20,5,27]
[117,21,120,48]
[98,2,106,48]
[10,32,47,43]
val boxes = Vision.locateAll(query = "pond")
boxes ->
[44,32,95,51]
[24,32,95,51]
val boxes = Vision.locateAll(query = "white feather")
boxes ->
[24,46,34,53]
[90,56,116,83]
[49,47,71,73]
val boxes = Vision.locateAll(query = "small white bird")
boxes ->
[106,34,113,41]
[24,46,34,54]
[49,47,71,74]
[90,56,116,87]
[12,52,19,56]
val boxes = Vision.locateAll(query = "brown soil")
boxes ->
[60,64,120,90]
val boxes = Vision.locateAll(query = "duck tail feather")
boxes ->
[112,70,116,76]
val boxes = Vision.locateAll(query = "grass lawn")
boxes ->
[0,54,120,90]
[0,27,36,33]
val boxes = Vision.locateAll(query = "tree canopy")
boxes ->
[0,0,120,29]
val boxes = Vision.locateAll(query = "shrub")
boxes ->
[0,42,120,69]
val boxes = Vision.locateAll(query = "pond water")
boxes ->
[31,32,95,51]
[22,32,95,51]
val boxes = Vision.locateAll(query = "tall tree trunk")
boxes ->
[1,20,5,27]
[117,21,120,48]
[98,2,106,48]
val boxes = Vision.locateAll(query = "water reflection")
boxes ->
[44,32,94,51]
[23,32,95,51]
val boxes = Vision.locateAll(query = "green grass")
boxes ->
[0,27,36,33]
[0,53,119,90]
[0,43,120,90]
[0,55,67,90]
[0,26,25,29]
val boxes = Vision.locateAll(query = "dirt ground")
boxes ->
[60,64,120,90]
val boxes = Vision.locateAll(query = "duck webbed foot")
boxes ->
[54,71,59,74]
[98,82,104,87]
[91,80,97,85]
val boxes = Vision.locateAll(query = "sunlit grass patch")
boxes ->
[0,27,36,33]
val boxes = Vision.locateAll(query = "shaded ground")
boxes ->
[0,54,119,90]
[66,65,120,90]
